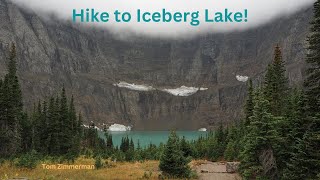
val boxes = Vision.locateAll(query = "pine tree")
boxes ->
[47,96,60,155]
[159,131,191,178]
[244,79,254,126]
[77,113,83,138]
[20,112,32,153]
[264,45,288,116]
[40,100,48,154]
[283,1,320,179]
[129,138,134,150]
[69,96,77,134]
[106,134,113,150]
[274,89,306,176]
[0,44,23,157]
[59,87,72,154]
[31,101,42,152]
[304,0,320,116]
[239,90,278,179]
[180,136,192,157]
[208,122,226,161]
[0,79,4,138]
[67,96,80,158]
[224,126,239,161]
[125,138,135,162]
[206,133,219,161]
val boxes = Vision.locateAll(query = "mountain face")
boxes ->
[0,0,311,130]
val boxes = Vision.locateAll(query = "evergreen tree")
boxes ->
[274,89,306,177]
[47,96,60,155]
[244,79,254,126]
[68,96,80,158]
[59,87,72,154]
[0,44,23,157]
[180,136,192,157]
[159,131,191,178]
[31,101,42,152]
[224,126,239,161]
[20,112,32,153]
[206,132,219,161]
[207,122,227,161]
[283,1,320,179]
[264,45,288,116]
[69,96,77,134]
[39,101,48,154]
[77,113,83,138]
[125,138,135,161]
[106,134,113,150]
[304,0,320,116]
[239,90,278,179]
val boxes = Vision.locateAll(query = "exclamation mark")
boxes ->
[244,9,248,22]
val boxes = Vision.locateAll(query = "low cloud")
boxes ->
[11,0,315,38]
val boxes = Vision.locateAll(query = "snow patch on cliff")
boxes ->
[114,81,208,96]
[113,82,155,91]
[198,128,207,132]
[82,124,102,131]
[108,124,132,131]
[162,86,208,97]
[236,75,249,82]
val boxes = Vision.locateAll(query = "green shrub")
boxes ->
[15,150,38,169]
[94,155,104,169]
[159,131,191,178]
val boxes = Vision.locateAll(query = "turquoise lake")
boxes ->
[100,131,208,148]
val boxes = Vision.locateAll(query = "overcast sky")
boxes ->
[11,0,315,38]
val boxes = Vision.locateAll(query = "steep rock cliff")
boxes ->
[0,0,311,130]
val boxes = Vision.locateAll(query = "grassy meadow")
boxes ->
[0,157,162,180]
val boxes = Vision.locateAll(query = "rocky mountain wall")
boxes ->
[0,0,311,129]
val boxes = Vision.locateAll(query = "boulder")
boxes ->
[226,162,240,173]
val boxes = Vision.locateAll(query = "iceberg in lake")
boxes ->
[236,75,249,82]
[162,86,208,97]
[108,124,132,131]
[198,128,207,132]
[113,82,154,91]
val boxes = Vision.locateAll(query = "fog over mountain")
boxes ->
[10,0,315,37]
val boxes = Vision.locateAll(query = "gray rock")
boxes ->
[0,0,311,129]
[226,162,240,173]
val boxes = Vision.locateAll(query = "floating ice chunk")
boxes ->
[198,128,207,132]
[236,75,249,82]
[108,124,132,131]
[113,82,155,91]
[162,86,208,96]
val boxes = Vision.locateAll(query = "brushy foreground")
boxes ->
[0,157,162,180]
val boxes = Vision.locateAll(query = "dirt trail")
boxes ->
[193,161,242,180]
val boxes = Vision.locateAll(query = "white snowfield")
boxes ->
[236,75,249,82]
[162,86,208,97]
[198,128,207,132]
[113,82,208,97]
[82,124,101,131]
[108,124,132,131]
[113,82,155,91]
